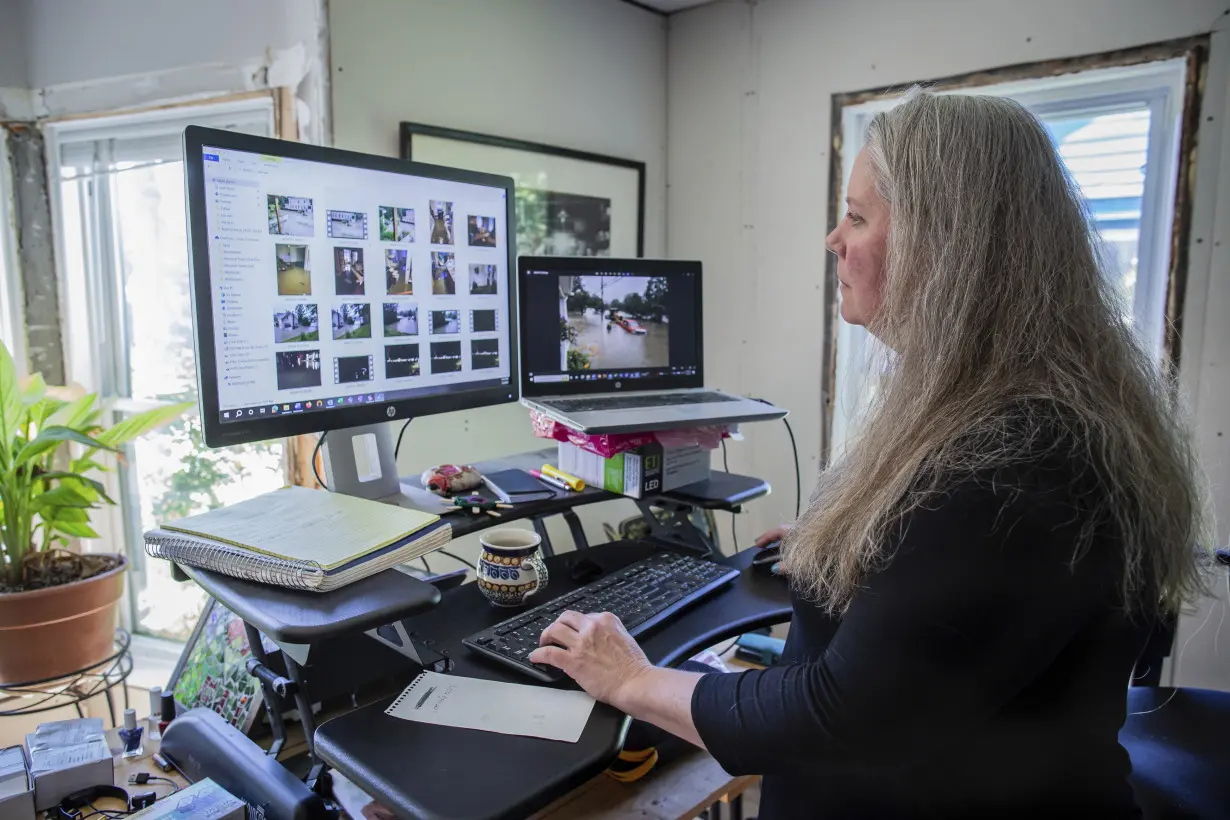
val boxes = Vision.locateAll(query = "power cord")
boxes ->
[312,432,328,491]
[721,439,737,550]
[129,773,180,794]
[393,417,414,459]
[749,397,802,520]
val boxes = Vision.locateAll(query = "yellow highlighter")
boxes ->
[542,464,586,492]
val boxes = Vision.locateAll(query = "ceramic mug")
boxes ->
[477,529,550,607]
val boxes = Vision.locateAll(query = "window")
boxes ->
[829,59,1188,458]
[0,129,23,371]
[47,100,286,641]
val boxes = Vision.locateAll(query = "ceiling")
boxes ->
[628,0,719,14]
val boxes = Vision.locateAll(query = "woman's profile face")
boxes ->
[826,149,889,327]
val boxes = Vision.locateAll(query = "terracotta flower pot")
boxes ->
[0,555,127,684]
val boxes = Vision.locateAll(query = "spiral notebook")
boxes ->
[144,486,450,592]
[385,671,595,743]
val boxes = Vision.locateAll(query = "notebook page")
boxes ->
[385,671,595,743]
[163,486,438,570]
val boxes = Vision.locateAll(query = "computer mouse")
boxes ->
[751,541,782,574]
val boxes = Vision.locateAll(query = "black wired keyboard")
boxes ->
[542,391,739,414]
[463,551,740,683]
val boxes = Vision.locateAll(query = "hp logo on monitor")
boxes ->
[387,407,396,418]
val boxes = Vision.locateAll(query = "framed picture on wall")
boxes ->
[400,122,645,257]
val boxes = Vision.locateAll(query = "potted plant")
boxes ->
[0,340,190,683]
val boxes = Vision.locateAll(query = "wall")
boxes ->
[329,0,669,558]
[668,0,1230,690]
[0,0,28,89]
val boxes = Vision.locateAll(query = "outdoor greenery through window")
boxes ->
[50,102,284,641]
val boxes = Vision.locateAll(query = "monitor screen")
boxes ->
[184,127,517,447]
[518,257,703,397]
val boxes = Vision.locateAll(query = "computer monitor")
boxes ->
[518,257,703,395]
[183,127,517,495]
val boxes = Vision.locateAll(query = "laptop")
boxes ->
[518,256,786,434]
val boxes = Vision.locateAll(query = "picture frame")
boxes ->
[400,122,646,258]
[166,598,269,735]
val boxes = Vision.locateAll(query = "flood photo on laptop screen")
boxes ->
[561,275,669,373]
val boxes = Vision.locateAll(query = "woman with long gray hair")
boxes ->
[528,90,1209,818]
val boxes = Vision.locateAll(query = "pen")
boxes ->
[531,469,575,492]
[541,464,586,491]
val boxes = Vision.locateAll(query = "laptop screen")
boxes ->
[519,257,704,397]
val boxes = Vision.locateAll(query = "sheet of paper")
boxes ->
[28,737,110,774]
[385,671,595,743]
[163,485,439,570]
[27,718,104,751]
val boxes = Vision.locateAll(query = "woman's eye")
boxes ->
[846,212,863,225]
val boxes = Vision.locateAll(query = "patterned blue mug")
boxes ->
[477,528,549,607]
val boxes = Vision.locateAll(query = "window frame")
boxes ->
[43,95,277,637]
[0,128,25,374]
[823,38,1207,465]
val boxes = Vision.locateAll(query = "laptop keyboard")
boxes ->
[542,391,739,413]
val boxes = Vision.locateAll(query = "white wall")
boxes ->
[329,0,668,558]
[0,0,29,89]
[668,0,1230,690]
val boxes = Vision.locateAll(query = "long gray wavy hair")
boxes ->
[781,90,1209,616]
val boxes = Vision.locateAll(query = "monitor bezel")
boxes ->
[184,125,519,449]
[518,256,704,398]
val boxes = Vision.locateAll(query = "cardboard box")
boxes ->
[25,734,112,812]
[558,441,711,499]
[0,746,34,820]
[126,778,244,820]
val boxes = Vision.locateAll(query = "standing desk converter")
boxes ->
[176,449,793,820]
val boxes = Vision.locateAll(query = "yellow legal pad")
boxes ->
[161,485,439,571]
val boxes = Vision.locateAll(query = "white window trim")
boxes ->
[43,97,275,638]
[0,129,25,374]
[831,59,1187,458]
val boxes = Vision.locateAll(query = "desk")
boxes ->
[314,541,792,820]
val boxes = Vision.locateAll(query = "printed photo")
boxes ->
[471,309,497,334]
[276,244,311,295]
[383,303,418,337]
[431,309,461,335]
[430,341,463,374]
[469,263,498,295]
[471,338,500,370]
[332,303,372,340]
[275,350,321,390]
[335,354,374,384]
[334,247,365,295]
[562,275,669,372]
[379,206,415,242]
[385,344,421,379]
[386,249,412,295]
[268,195,314,237]
[273,304,319,343]
[327,209,368,240]
[431,252,456,295]
[429,200,454,245]
[468,215,497,247]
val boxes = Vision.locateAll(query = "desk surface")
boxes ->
[183,449,769,645]
[314,541,793,820]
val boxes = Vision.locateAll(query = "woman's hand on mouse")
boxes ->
[755,524,792,548]
[530,610,652,707]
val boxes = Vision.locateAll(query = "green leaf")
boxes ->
[20,373,46,406]
[40,472,115,505]
[14,425,117,467]
[44,394,99,431]
[95,401,192,447]
[48,507,89,523]
[51,521,101,539]
[0,340,21,448]
[32,485,94,510]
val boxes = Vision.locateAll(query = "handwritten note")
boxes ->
[385,671,595,743]
[163,485,438,570]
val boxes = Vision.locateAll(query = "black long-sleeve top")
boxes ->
[691,450,1153,819]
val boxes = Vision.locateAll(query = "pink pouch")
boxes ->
[529,410,733,458]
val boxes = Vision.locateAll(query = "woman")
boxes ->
[528,91,1208,818]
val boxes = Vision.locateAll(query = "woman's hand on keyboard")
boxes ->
[530,610,652,705]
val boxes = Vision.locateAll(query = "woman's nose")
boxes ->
[825,225,842,256]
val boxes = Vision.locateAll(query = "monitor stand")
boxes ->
[319,422,431,510]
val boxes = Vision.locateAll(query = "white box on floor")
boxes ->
[126,777,244,820]
[557,441,711,499]
[0,746,34,820]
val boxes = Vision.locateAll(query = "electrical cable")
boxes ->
[312,432,328,491]
[393,417,414,459]
[721,439,737,551]
[438,549,476,570]
[749,397,802,519]
[144,776,180,794]
[421,555,433,574]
